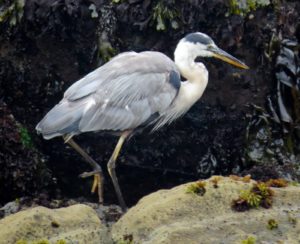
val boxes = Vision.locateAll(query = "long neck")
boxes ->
[173,42,209,109]
[174,43,197,81]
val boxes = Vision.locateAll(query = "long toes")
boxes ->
[79,170,104,204]
[79,170,102,178]
[91,174,100,193]
[97,176,104,204]
[91,174,103,204]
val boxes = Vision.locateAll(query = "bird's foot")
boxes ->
[79,170,104,204]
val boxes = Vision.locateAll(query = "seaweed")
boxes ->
[0,102,53,205]
[0,0,25,26]
[232,182,274,211]
[152,0,179,31]
[18,124,34,149]
[229,0,270,16]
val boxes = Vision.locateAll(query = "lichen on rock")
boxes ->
[0,204,112,244]
[112,176,300,243]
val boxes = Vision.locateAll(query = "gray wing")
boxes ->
[36,51,181,139]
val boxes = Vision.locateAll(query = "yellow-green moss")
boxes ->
[55,240,67,244]
[267,219,278,230]
[289,181,300,187]
[255,182,272,197]
[241,236,256,244]
[240,190,262,207]
[232,182,274,211]
[116,240,133,244]
[18,124,33,149]
[99,41,116,63]
[229,0,270,16]
[16,240,28,244]
[35,240,49,244]
[210,176,222,188]
[15,239,67,244]
[152,1,179,31]
[116,234,134,244]
[0,0,25,26]
[186,181,206,196]
[288,214,297,225]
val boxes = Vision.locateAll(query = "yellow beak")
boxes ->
[211,46,249,69]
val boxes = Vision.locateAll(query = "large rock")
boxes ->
[0,101,53,205]
[1,177,300,243]
[0,204,112,244]
[112,176,300,243]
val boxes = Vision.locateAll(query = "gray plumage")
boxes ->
[35,32,248,210]
[36,51,181,139]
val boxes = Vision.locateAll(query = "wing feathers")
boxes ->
[36,100,86,139]
[37,51,181,138]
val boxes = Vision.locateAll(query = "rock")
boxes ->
[112,176,300,243]
[0,200,20,219]
[1,0,300,207]
[0,204,112,244]
[1,177,300,243]
[0,101,53,205]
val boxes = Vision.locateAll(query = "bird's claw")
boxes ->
[79,169,102,178]
[79,170,104,204]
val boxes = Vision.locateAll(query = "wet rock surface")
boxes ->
[0,0,300,208]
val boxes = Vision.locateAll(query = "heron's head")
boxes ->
[176,32,249,69]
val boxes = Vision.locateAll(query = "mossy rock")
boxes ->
[0,204,112,244]
[112,176,300,243]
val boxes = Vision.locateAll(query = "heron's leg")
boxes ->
[107,131,131,211]
[64,137,104,204]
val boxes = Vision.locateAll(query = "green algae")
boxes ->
[241,236,256,244]
[0,0,25,26]
[186,181,206,196]
[267,219,278,230]
[152,1,179,31]
[18,125,33,149]
[229,0,270,16]
[232,182,274,211]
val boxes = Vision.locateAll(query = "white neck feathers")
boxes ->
[153,41,210,130]
[173,41,209,108]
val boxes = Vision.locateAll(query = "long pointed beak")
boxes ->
[210,46,249,69]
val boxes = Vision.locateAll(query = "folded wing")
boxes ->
[36,51,181,139]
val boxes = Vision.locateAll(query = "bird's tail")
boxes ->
[36,100,85,140]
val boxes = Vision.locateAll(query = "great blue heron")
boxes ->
[36,32,248,211]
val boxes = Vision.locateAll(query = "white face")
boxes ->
[181,41,216,59]
[175,32,249,71]
[181,32,217,58]
[195,42,216,57]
